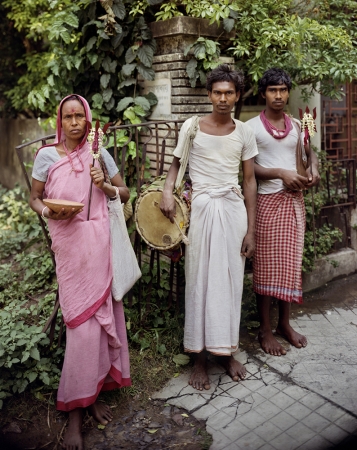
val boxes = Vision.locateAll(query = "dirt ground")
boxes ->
[0,392,212,450]
[3,276,352,450]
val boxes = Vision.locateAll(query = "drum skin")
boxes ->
[135,188,189,250]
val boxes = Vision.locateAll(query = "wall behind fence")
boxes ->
[0,119,54,190]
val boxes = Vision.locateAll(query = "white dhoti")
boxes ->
[184,187,248,356]
[172,118,258,356]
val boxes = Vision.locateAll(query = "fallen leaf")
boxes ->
[181,413,189,418]
[147,429,158,434]
[174,372,180,378]
[173,354,190,366]
[97,424,106,430]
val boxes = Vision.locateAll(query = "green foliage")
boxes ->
[302,148,343,273]
[125,258,185,356]
[3,0,357,118]
[184,37,220,87]
[0,187,61,408]
[302,225,343,273]
[152,0,357,100]
[2,0,158,122]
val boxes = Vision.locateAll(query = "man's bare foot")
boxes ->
[188,352,210,391]
[88,401,113,425]
[258,328,287,356]
[276,324,307,348]
[62,409,83,450]
[218,355,246,381]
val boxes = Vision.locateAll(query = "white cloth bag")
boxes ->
[108,197,141,301]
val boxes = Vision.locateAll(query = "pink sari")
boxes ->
[37,95,131,411]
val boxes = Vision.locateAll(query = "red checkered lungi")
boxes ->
[253,190,305,303]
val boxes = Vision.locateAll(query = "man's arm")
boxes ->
[254,163,308,191]
[304,143,320,187]
[241,158,257,258]
[160,156,180,223]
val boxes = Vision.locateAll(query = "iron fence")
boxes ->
[15,120,357,337]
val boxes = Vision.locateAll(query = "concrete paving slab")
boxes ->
[153,274,357,449]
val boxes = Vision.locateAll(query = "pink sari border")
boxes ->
[56,365,131,411]
[65,282,112,329]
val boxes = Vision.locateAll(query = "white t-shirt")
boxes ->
[246,115,301,194]
[32,146,118,182]
[173,117,258,197]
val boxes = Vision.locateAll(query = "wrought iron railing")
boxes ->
[15,121,357,338]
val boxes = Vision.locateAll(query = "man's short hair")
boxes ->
[206,64,244,93]
[258,68,292,94]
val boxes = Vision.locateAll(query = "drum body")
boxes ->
[135,187,189,250]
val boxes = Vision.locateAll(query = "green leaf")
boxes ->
[123,108,137,121]
[133,105,146,117]
[86,36,97,52]
[186,59,198,80]
[137,64,155,80]
[21,352,30,363]
[100,74,111,89]
[134,96,151,111]
[111,32,124,49]
[193,43,206,60]
[98,424,106,430]
[205,40,217,56]
[63,13,79,28]
[118,78,136,89]
[27,372,37,383]
[61,31,71,45]
[173,354,190,366]
[88,53,98,66]
[112,1,126,20]
[117,97,134,112]
[122,63,137,76]
[102,88,113,103]
[103,58,117,73]
[223,18,235,32]
[125,47,137,64]
[137,45,154,67]
[92,93,104,109]
[144,91,158,106]
[30,348,40,361]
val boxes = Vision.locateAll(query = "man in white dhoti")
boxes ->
[160,65,258,390]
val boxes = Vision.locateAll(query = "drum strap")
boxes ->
[175,115,200,190]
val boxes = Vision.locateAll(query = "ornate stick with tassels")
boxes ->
[299,106,317,258]
[87,120,111,220]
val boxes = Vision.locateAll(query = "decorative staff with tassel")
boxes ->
[299,106,318,258]
[87,120,111,220]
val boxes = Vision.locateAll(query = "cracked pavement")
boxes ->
[154,274,357,449]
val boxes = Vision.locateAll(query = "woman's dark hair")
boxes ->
[258,68,292,94]
[60,95,85,118]
[206,64,244,93]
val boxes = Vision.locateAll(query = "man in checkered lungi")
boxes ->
[246,68,320,356]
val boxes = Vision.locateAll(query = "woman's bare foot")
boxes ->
[218,355,247,381]
[276,324,307,348]
[258,328,287,356]
[62,409,83,450]
[189,352,210,391]
[88,401,113,425]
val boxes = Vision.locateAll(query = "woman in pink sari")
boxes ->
[29,95,131,449]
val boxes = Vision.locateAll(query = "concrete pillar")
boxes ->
[139,17,234,173]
